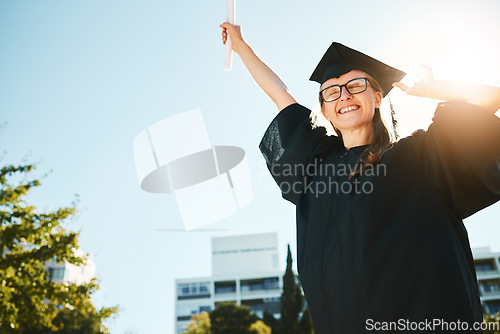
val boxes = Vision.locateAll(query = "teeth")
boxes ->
[339,106,359,114]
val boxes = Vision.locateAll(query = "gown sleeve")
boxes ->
[410,100,500,219]
[259,103,327,204]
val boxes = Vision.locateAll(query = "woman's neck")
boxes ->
[340,127,375,150]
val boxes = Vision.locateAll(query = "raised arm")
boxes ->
[393,67,500,114]
[220,22,296,111]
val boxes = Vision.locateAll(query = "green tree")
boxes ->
[250,320,271,334]
[483,312,500,334]
[183,312,211,334]
[279,244,304,334]
[184,303,271,334]
[210,302,272,334]
[262,311,279,334]
[0,164,117,333]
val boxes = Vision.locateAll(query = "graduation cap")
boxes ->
[310,42,406,97]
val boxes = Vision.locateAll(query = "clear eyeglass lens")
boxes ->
[346,78,367,94]
[322,87,341,102]
[321,78,368,102]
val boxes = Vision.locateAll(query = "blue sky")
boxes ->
[1,1,500,333]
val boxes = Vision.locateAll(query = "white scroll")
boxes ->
[224,0,236,71]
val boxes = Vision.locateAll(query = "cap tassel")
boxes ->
[388,95,399,140]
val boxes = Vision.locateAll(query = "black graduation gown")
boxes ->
[259,101,500,334]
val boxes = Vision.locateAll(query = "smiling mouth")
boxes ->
[338,105,360,114]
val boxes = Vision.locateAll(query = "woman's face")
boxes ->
[320,70,382,134]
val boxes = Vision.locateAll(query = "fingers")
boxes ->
[220,22,233,45]
[392,82,408,92]
[221,28,227,45]
[219,22,241,34]
[220,22,239,28]
[220,23,229,45]
[219,22,243,48]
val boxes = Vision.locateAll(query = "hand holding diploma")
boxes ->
[219,22,297,110]
[220,23,244,54]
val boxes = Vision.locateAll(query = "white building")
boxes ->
[473,247,500,315]
[15,242,95,285]
[175,233,283,334]
[44,248,96,285]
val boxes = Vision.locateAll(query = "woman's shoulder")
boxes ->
[392,100,500,156]
[277,102,312,114]
[259,102,327,165]
[386,130,426,154]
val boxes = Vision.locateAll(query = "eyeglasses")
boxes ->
[320,77,371,103]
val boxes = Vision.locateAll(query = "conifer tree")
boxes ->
[299,306,315,334]
[279,244,303,334]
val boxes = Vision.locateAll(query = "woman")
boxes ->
[220,23,500,333]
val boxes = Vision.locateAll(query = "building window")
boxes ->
[479,279,500,296]
[215,281,236,294]
[48,267,65,280]
[475,260,496,273]
[263,277,279,290]
[242,299,265,313]
[177,282,211,300]
[241,277,279,292]
[486,300,500,315]
[199,306,211,313]
[242,298,281,316]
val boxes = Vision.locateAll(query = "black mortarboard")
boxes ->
[310,42,406,97]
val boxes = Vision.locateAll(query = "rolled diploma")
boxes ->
[224,0,235,71]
